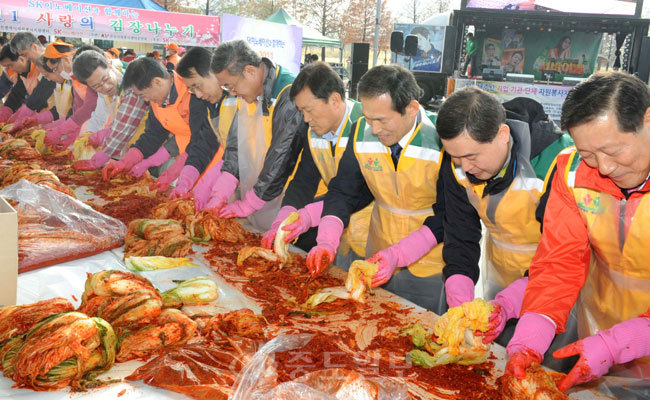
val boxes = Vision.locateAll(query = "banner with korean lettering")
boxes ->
[452,78,573,122]
[220,14,302,74]
[0,0,220,47]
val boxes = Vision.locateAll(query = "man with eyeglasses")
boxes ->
[99,57,221,200]
[70,49,148,171]
[203,40,306,232]
[0,32,55,124]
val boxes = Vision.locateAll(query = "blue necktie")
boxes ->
[389,143,402,169]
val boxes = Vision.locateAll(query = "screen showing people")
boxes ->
[464,0,638,16]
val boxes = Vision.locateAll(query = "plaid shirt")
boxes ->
[102,87,148,159]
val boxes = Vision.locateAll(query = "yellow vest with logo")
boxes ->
[353,106,443,277]
[564,149,650,375]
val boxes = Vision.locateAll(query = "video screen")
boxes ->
[463,0,638,16]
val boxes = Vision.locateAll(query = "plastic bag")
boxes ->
[231,333,411,400]
[231,333,315,400]
[261,369,412,400]
[0,180,126,273]
[126,337,260,400]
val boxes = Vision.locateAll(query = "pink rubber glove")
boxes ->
[205,171,238,212]
[369,225,438,287]
[44,118,80,147]
[169,165,200,199]
[282,201,323,242]
[261,205,298,249]
[554,317,650,391]
[150,152,188,194]
[477,277,529,344]
[129,146,171,178]
[505,312,557,379]
[89,127,110,147]
[102,147,144,180]
[18,110,54,132]
[72,150,110,171]
[444,274,476,308]
[8,104,35,124]
[0,106,12,123]
[193,160,223,211]
[43,117,65,131]
[219,189,266,218]
[305,216,344,277]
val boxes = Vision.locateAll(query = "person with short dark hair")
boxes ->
[260,61,366,254]
[10,32,44,63]
[434,86,575,371]
[505,71,650,393]
[140,46,230,200]
[306,65,447,313]
[173,46,234,206]
[37,35,47,45]
[0,42,55,124]
[100,56,216,201]
[0,38,16,105]
[70,50,148,171]
[203,40,306,232]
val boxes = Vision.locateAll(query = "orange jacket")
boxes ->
[521,151,650,333]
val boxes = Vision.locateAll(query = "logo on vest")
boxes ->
[363,157,383,172]
[577,193,603,215]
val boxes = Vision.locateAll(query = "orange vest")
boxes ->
[167,53,181,67]
[71,77,88,100]
[150,71,192,153]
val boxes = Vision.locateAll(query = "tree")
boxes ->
[300,0,344,38]
[397,0,450,24]
[340,0,393,48]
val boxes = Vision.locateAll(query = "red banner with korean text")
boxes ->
[0,0,220,47]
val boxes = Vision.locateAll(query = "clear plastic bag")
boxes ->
[0,180,126,272]
[231,333,412,400]
[261,369,412,400]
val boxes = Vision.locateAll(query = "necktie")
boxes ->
[389,143,402,169]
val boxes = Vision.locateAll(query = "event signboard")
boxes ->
[0,0,220,46]
[451,78,572,121]
[462,0,640,17]
[476,27,602,82]
[393,23,447,73]
[220,14,302,75]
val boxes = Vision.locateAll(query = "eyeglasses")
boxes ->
[220,74,242,93]
[88,70,112,92]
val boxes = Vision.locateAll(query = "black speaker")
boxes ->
[351,42,369,64]
[350,42,370,99]
[637,36,650,83]
[390,31,404,53]
[404,35,418,57]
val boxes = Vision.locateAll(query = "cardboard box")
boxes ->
[0,196,17,306]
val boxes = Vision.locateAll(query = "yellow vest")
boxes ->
[564,149,650,374]
[353,106,444,277]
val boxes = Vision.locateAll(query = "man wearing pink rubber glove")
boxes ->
[70,49,148,171]
[154,152,188,195]
[307,65,447,313]
[208,40,306,230]
[193,160,223,211]
[262,62,364,253]
[505,72,650,391]
[130,144,172,178]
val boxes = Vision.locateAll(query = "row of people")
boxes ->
[0,32,647,392]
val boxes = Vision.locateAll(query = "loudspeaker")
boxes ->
[482,67,504,81]
[390,31,404,53]
[350,42,370,99]
[637,36,650,83]
[404,35,418,57]
[506,73,534,83]
[351,42,369,64]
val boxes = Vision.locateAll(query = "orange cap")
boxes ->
[107,47,120,57]
[43,40,74,59]
[164,42,179,51]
